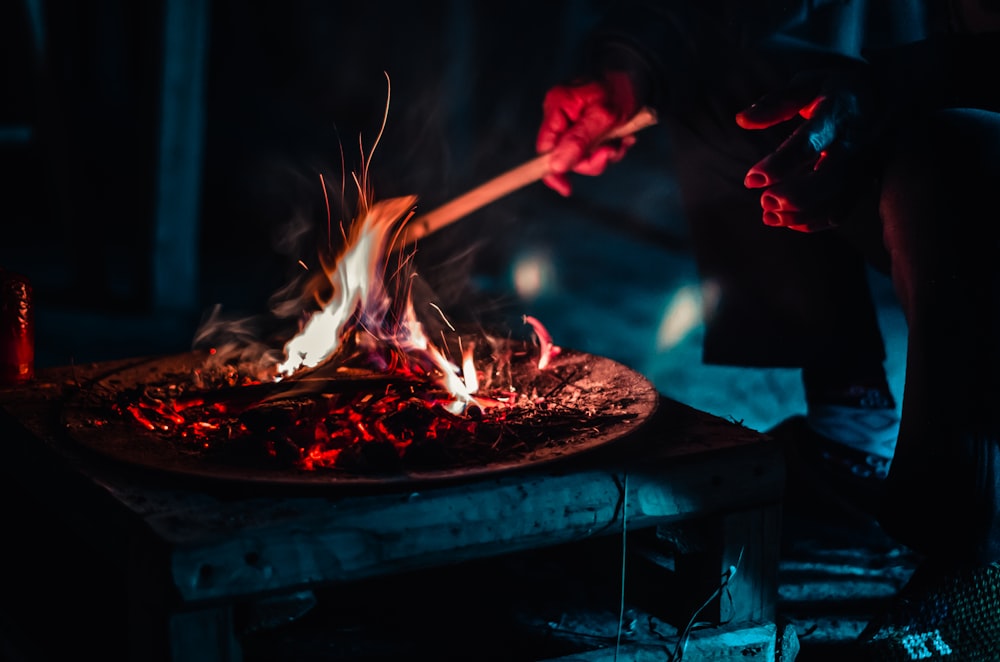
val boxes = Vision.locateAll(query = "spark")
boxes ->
[429,302,456,331]
[440,329,450,360]
[319,172,332,247]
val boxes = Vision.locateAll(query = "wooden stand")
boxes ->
[0,357,790,661]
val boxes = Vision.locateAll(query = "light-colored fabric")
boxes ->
[807,403,899,459]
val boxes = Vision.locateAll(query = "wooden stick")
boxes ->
[398,107,658,248]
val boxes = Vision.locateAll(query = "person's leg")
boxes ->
[876,107,1000,563]
[860,107,1000,658]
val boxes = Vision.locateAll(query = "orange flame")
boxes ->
[263,73,494,413]
[196,74,559,418]
[523,314,561,370]
[275,195,417,377]
[271,190,482,412]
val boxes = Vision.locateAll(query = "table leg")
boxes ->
[128,532,243,662]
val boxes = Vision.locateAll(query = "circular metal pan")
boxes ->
[61,346,659,490]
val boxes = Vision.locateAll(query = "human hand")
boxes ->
[536,71,639,196]
[736,67,880,232]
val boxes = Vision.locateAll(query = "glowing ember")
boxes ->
[61,328,660,486]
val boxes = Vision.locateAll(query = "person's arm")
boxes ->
[734,28,1000,233]
[535,0,838,196]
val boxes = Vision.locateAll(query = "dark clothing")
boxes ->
[585,2,892,370]
[655,42,888,372]
[876,107,1000,565]
[582,1,1000,562]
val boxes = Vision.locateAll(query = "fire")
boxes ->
[187,161,561,443]
[257,79,552,414]
[461,340,478,392]
[264,189,488,417]
[134,78,574,473]
[523,314,561,370]
[275,195,417,378]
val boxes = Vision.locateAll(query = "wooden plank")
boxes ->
[540,621,778,661]
[723,505,782,624]
[163,441,782,603]
[626,503,782,630]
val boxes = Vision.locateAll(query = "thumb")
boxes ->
[736,77,821,130]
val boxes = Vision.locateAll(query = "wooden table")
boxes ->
[0,357,789,661]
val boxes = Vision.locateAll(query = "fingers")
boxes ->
[735,69,873,232]
[542,137,625,195]
[536,81,636,195]
[537,83,607,154]
[743,107,836,188]
[737,73,832,188]
[736,76,821,129]
[571,138,633,176]
[761,209,837,232]
[547,103,620,175]
[760,197,837,232]
[754,147,850,232]
[536,107,571,154]
[542,172,573,197]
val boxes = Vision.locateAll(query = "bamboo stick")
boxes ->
[398,107,658,248]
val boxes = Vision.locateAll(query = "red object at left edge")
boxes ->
[0,268,34,386]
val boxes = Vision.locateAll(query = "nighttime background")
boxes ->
[0,3,928,659]
[0,0,907,433]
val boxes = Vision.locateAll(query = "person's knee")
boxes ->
[880,108,1000,238]
[877,108,1000,310]
[882,109,1000,207]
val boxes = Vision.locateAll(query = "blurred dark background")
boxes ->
[1,0,641,368]
[0,0,923,405]
[0,6,935,659]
